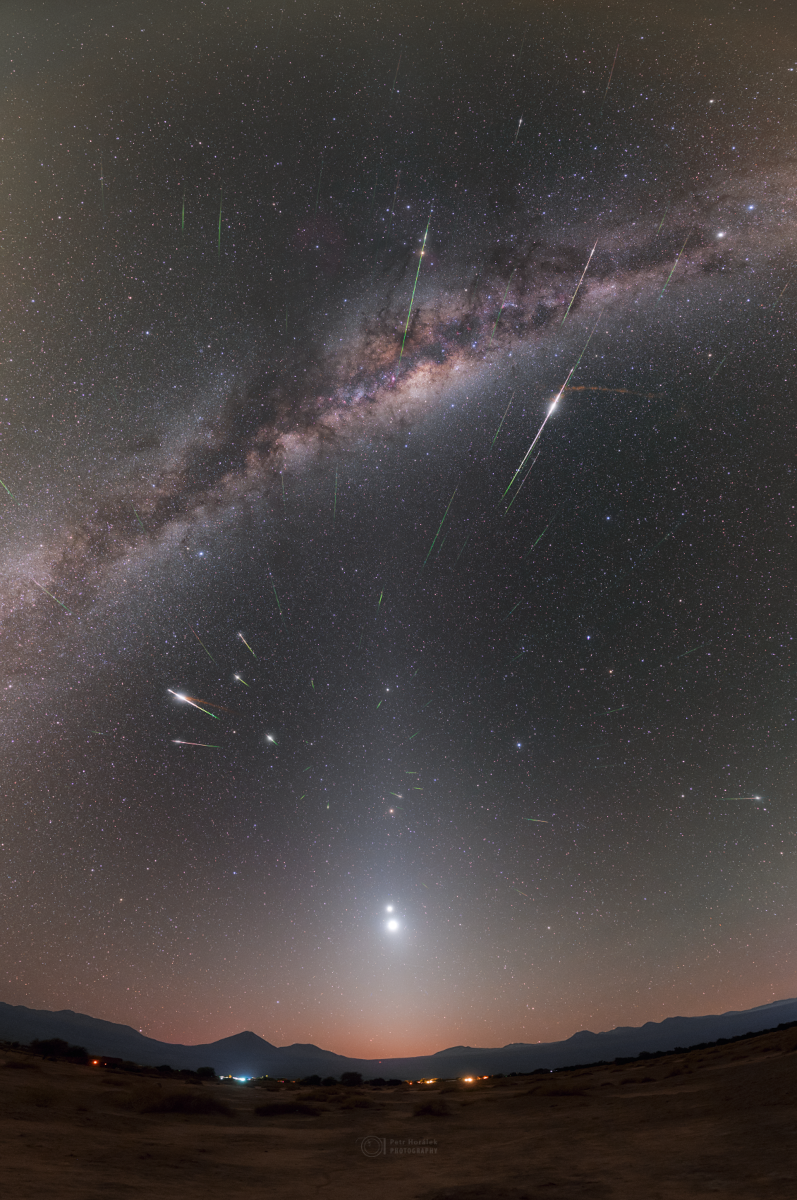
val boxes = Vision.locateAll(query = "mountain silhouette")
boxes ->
[2,997,797,1077]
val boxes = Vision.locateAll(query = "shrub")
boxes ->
[321,1076,338,1086]
[412,1097,451,1117]
[141,1090,233,1116]
[341,1072,363,1087]
[254,1100,320,1117]
[301,1074,322,1086]
[30,1038,88,1064]
[196,1067,217,1080]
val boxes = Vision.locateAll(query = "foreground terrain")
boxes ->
[2,1025,796,1199]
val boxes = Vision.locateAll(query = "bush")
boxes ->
[254,1100,320,1117]
[412,1097,451,1117]
[30,1038,88,1064]
[300,1074,322,1086]
[196,1067,217,1080]
[321,1076,338,1086]
[340,1072,363,1087]
[141,1090,233,1116]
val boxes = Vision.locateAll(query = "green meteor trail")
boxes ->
[133,505,145,533]
[272,584,284,620]
[332,467,338,527]
[658,229,691,299]
[172,740,220,748]
[0,477,16,502]
[233,674,250,687]
[561,239,597,324]
[489,398,513,452]
[377,590,383,609]
[676,641,709,659]
[422,486,458,567]
[489,270,516,342]
[523,817,549,823]
[190,627,217,664]
[399,214,431,361]
[168,690,218,719]
[181,191,185,235]
[524,524,550,558]
[28,577,70,612]
[502,452,539,516]
[217,193,223,255]
[238,633,257,659]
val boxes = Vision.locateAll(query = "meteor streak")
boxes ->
[238,633,257,658]
[399,214,431,361]
[489,397,513,452]
[502,313,601,499]
[523,817,549,823]
[524,524,550,557]
[502,453,539,516]
[658,229,692,299]
[172,740,220,748]
[0,477,16,502]
[561,240,597,323]
[513,115,523,143]
[601,44,620,104]
[234,675,250,687]
[272,584,284,620]
[168,690,219,718]
[489,270,517,342]
[422,486,458,567]
[28,577,70,612]
[189,627,217,664]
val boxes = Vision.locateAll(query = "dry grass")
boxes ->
[19,1085,59,1108]
[253,1099,320,1117]
[412,1096,451,1117]
[139,1088,234,1116]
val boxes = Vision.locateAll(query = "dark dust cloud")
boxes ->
[1,0,795,1056]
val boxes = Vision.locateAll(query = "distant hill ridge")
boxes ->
[2,996,797,1078]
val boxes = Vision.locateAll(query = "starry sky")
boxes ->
[1,0,795,1059]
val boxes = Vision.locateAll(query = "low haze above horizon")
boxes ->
[1,0,795,1059]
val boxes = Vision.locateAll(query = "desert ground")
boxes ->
[2,1025,796,1200]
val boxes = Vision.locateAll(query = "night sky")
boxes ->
[2,0,795,1059]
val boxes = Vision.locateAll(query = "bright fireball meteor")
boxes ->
[168,690,219,719]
